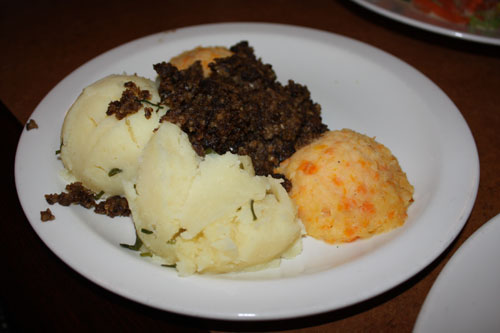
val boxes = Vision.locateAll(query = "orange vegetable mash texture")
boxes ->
[276,129,414,244]
[169,46,233,77]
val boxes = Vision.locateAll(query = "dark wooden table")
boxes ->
[1,0,499,332]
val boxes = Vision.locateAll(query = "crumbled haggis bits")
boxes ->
[94,196,131,217]
[26,119,38,130]
[144,107,153,119]
[154,41,328,178]
[40,208,55,221]
[45,182,95,209]
[106,81,153,120]
[45,182,130,218]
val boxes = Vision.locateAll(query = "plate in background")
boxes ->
[350,0,500,45]
[414,214,500,332]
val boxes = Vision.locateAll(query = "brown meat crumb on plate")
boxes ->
[45,182,130,218]
[95,196,131,217]
[40,208,55,221]
[26,119,38,130]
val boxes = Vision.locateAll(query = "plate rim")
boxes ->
[14,22,480,320]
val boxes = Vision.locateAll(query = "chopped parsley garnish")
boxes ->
[55,142,63,155]
[250,199,257,221]
[108,168,122,177]
[204,148,216,155]
[138,99,164,112]
[141,228,153,235]
[120,234,143,251]
[94,191,105,200]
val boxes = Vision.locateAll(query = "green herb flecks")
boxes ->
[94,191,105,200]
[138,99,164,112]
[161,264,176,268]
[204,148,216,155]
[250,199,257,221]
[55,142,63,155]
[108,168,123,177]
[120,234,143,251]
[140,252,153,257]
[141,228,153,235]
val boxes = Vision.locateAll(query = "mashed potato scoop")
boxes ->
[125,122,303,276]
[60,74,166,196]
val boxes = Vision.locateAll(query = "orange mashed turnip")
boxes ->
[169,46,233,77]
[276,129,414,244]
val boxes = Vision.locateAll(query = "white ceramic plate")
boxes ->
[15,23,479,320]
[414,213,500,332]
[350,0,500,45]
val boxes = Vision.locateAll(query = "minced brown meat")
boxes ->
[45,182,130,218]
[95,196,131,217]
[26,119,38,130]
[154,41,328,177]
[40,208,55,222]
[106,81,153,120]
[45,182,96,208]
